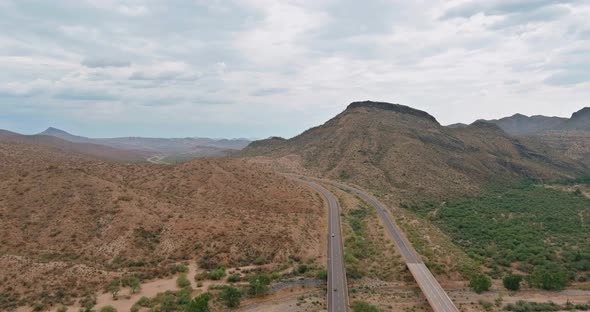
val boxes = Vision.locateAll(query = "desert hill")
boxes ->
[0,129,149,162]
[243,101,587,199]
[39,127,251,161]
[0,139,324,308]
[482,107,590,166]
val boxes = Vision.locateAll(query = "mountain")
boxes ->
[481,107,590,165]
[559,107,590,131]
[38,127,251,161]
[0,138,324,308]
[0,129,149,162]
[481,114,567,136]
[243,101,587,199]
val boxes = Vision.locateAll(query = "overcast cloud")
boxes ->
[0,0,589,138]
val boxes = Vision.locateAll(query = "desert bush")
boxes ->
[99,306,117,312]
[227,273,240,283]
[185,293,210,312]
[107,280,120,299]
[248,273,272,297]
[208,266,225,280]
[352,301,380,312]
[316,270,328,281]
[218,286,241,308]
[503,274,523,291]
[177,274,191,289]
[527,265,568,290]
[469,274,492,294]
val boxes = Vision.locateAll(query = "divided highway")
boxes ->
[305,177,459,312]
[292,178,349,312]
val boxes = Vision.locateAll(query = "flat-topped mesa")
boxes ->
[346,101,439,124]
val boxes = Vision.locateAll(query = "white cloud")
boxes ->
[0,0,589,137]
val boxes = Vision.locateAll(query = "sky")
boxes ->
[0,0,589,139]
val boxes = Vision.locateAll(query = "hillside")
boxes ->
[242,101,587,199]
[39,127,251,160]
[0,140,325,309]
[0,130,149,162]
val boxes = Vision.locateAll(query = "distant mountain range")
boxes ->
[479,107,590,135]
[0,127,251,163]
[39,127,251,162]
[478,107,590,166]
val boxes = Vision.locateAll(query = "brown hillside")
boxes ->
[243,101,587,199]
[0,129,149,162]
[0,140,324,307]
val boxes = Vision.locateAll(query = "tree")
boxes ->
[107,280,120,299]
[502,274,523,291]
[219,286,241,308]
[469,274,492,294]
[176,274,191,289]
[248,273,272,297]
[185,293,211,312]
[129,276,141,294]
[99,306,117,312]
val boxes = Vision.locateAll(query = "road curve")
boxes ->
[303,177,459,312]
[291,178,349,312]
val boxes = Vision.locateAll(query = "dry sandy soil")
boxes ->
[0,139,326,310]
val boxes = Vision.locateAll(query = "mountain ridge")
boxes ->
[242,101,587,200]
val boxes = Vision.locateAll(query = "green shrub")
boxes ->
[176,274,192,289]
[527,265,568,290]
[248,273,272,297]
[479,300,493,311]
[219,286,241,308]
[99,306,117,312]
[208,266,225,280]
[316,270,328,281]
[503,274,523,291]
[352,301,380,312]
[227,273,240,283]
[185,293,210,312]
[469,274,492,294]
[128,276,141,294]
[136,296,151,307]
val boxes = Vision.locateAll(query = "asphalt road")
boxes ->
[307,177,459,312]
[292,178,349,312]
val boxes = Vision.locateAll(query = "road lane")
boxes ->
[291,178,349,312]
[302,176,459,312]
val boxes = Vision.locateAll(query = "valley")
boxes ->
[3,101,590,312]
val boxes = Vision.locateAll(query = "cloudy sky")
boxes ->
[1,0,589,138]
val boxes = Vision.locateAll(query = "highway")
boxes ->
[305,177,459,312]
[292,178,349,312]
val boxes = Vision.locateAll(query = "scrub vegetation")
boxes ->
[409,179,590,289]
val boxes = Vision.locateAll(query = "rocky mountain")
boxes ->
[38,127,251,161]
[481,107,590,165]
[481,114,568,136]
[0,138,324,308]
[243,101,587,199]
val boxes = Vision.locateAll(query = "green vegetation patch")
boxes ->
[409,181,590,286]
